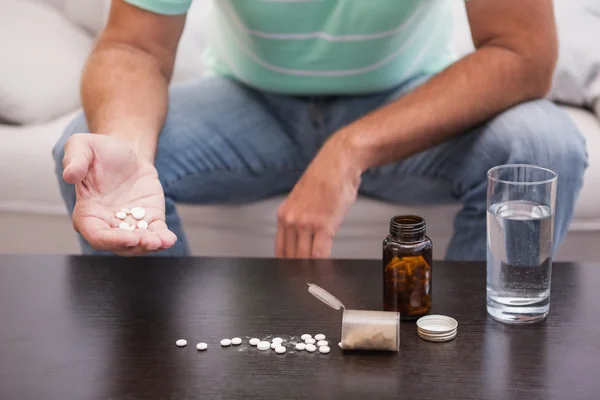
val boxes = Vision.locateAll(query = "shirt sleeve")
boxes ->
[123,0,192,15]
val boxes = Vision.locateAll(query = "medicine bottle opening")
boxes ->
[389,215,426,241]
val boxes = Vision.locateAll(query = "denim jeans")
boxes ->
[52,75,588,260]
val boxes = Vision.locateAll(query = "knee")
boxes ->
[482,100,588,181]
[52,112,90,172]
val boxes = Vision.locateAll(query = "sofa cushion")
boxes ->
[548,0,600,109]
[561,106,600,230]
[0,0,92,125]
[30,0,110,34]
[61,0,110,34]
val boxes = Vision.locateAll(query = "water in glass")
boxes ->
[486,199,553,323]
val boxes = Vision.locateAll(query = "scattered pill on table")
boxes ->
[196,342,208,351]
[131,207,146,220]
[115,211,127,220]
[137,220,148,230]
[315,334,326,341]
[175,334,334,354]
[119,222,130,230]
[257,341,270,351]
[338,342,343,349]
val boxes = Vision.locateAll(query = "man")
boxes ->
[53,0,587,258]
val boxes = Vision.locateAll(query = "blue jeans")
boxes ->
[52,75,588,260]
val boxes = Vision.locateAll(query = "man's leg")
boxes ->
[53,76,316,256]
[357,100,587,260]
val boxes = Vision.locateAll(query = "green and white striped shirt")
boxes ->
[125,0,459,95]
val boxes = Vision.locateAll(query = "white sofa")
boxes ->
[1,0,599,261]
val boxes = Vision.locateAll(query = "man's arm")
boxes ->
[81,0,186,162]
[337,0,558,171]
[275,0,558,258]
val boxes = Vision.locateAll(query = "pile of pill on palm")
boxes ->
[176,333,332,355]
[116,207,148,231]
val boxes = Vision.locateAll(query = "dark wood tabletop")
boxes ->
[0,255,599,400]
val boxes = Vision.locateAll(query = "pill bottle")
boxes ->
[341,309,399,351]
[383,215,432,320]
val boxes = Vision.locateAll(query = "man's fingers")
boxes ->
[78,217,141,251]
[275,221,286,258]
[311,230,333,259]
[296,229,313,258]
[62,134,94,184]
[156,229,177,250]
[284,226,297,258]
[90,228,141,252]
[137,230,163,251]
[148,220,177,250]
[275,220,300,258]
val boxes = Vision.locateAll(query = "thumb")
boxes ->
[62,133,94,184]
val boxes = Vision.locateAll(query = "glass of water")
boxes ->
[486,164,557,324]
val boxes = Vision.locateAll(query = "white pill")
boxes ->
[249,338,260,346]
[295,343,306,351]
[121,208,131,214]
[271,342,278,349]
[317,340,328,347]
[118,222,130,230]
[196,342,207,351]
[338,342,343,349]
[301,334,312,341]
[315,334,326,341]
[220,339,231,347]
[137,220,149,230]
[275,346,286,354]
[257,341,271,351]
[131,207,146,220]
[115,211,127,220]
[272,337,283,344]
[126,225,136,232]
[231,337,242,345]
[305,344,316,352]
[319,345,331,354]
[304,338,316,345]
[176,339,187,347]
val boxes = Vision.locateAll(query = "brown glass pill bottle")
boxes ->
[383,215,433,320]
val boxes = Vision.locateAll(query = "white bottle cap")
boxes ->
[416,315,458,342]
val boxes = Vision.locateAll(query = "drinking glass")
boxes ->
[486,164,557,324]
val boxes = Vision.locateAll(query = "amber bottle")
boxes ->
[383,215,433,320]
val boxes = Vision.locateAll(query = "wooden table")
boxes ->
[0,255,598,400]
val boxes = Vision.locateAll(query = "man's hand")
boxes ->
[63,133,177,256]
[275,135,362,258]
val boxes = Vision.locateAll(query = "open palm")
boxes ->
[63,134,177,256]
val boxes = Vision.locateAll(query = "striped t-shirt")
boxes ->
[125,0,459,95]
